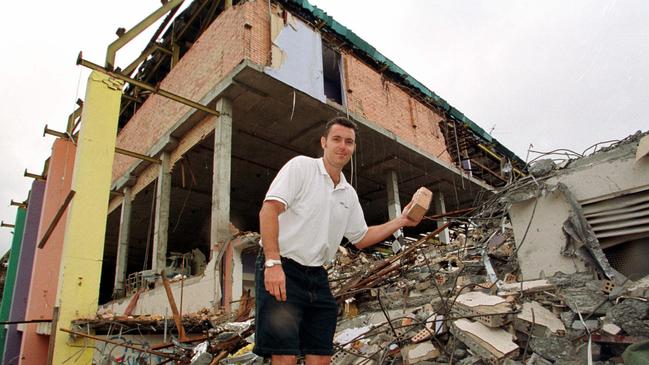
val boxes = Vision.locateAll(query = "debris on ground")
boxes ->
[79,134,649,364]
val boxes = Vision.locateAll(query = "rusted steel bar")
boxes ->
[0,221,15,229]
[335,223,451,299]
[60,328,174,359]
[425,207,476,220]
[161,270,187,341]
[38,190,76,249]
[44,125,161,164]
[78,55,219,117]
[24,169,45,181]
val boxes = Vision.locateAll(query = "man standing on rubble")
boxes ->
[254,117,423,364]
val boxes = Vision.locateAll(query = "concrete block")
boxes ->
[401,342,440,365]
[406,187,432,221]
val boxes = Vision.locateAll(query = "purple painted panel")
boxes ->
[2,180,45,365]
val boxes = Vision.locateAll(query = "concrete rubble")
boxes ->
[74,133,649,364]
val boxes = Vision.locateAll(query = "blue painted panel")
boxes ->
[266,16,326,102]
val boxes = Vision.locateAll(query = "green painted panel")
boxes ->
[0,207,27,360]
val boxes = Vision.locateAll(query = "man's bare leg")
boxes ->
[271,355,297,364]
[305,355,331,365]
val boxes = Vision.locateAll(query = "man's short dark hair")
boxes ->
[323,117,358,137]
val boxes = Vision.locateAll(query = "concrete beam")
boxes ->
[211,98,233,250]
[114,187,132,296]
[152,152,171,274]
[434,191,451,244]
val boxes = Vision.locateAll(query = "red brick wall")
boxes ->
[112,0,452,183]
[112,0,271,182]
[343,54,453,164]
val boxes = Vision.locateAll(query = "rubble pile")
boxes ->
[168,205,647,365]
[320,183,648,364]
[87,204,648,364]
[86,133,649,364]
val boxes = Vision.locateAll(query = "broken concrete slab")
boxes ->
[529,336,579,363]
[497,279,556,298]
[570,319,599,331]
[608,299,649,337]
[453,291,514,327]
[560,286,611,316]
[451,318,519,364]
[528,159,556,178]
[401,342,440,364]
[515,301,566,336]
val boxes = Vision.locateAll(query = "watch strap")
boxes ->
[264,259,282,268]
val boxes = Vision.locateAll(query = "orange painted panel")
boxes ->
[19,138,76,365]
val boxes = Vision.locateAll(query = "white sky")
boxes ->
[0,0,647,254]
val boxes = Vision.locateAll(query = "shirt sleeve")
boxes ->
[345,192,368,244]
[264,156,305,209]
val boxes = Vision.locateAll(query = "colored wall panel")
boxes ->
[19,139,76,365]
[2,180,45,364]
[0,207,26,360]
[51,71,122,364]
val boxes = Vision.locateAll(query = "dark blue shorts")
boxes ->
[253,255,338,357]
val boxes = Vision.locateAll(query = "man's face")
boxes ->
[321,124,356,170]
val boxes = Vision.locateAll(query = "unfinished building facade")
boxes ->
[7,0,529,363]
[97,0,523,314]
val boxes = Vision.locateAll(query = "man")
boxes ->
[254,117,422,364]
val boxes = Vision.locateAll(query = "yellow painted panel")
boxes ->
[51,71,123,364]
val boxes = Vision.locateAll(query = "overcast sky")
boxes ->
[0,0,647,254]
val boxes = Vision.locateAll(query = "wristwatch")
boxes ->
[264,259,282,268]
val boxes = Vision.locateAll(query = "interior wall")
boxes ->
[265,5,326,102]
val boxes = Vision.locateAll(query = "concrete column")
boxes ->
[51,71,122,364]
[211,98,233,249]
[113,187,132,296]
[153,152,171,273]
[386,170,401,220]
[434,191,451,244]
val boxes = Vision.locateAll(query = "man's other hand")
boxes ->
[264,265,287,301]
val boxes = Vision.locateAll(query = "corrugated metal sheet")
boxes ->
[582,188,649,246]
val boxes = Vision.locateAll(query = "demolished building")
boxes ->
[1,0,647,364]
[0,0,526,363]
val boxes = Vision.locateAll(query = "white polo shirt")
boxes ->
[263,156,368,266]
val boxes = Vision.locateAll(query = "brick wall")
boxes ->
[343,54,453,164]
[112,0,271,183]
[112,0,452,185]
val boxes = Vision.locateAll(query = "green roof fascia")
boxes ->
[282,0,525,167]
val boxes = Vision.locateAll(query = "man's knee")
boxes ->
[305,354,332,365]
[271,354,298,365]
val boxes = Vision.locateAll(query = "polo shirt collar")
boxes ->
[317,157,350,190]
